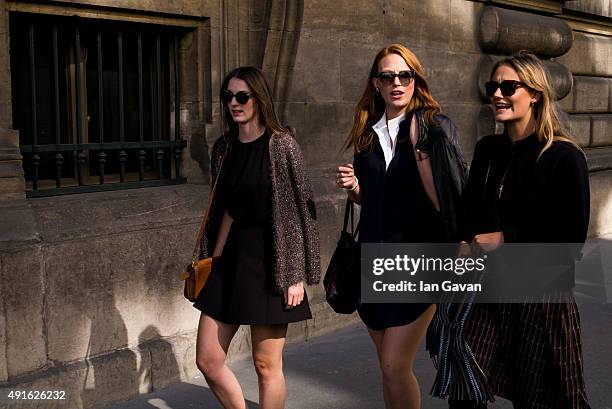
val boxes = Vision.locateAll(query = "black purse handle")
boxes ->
[342,198,360,239]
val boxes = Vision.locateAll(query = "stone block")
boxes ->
[589,170,612,237]
[383,0,451,50]
[573,76,610,113]
[585,146,612,172]
[0,201,38,246]
[449,0,481,53]
[51,0,208,18]
[179,31,199,103]
[591,115,612,147]
[0,257,6,382]
[81,348,151,409]
[564,0,612,19]
[567,114,591,147]
[558,32,612,77]
[0,345,147,409]
[479,6,572,57]
[45,222,201,363]
[143,335,182,391]
[2,247,47,378]
[290,30,341,103]
[304,102,354,165]
[44,237,135,363]
[29,184,204,243]
[282,102,353,167]
[114,225,201,336]
[416,49,481,104]
[339,43,381,102]
[0,128,20,148]
[558,90,573,113]
[147,332,198,390]
[303,0,383,34]
[0,160,22,178]
[0,176,24,201]
[0,99,13,135]
[442,103,487,163]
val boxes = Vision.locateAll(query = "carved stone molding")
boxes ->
[479,6,573,57]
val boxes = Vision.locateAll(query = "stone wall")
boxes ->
[1,1,612,408]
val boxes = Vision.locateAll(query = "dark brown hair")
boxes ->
[220,66,286,139]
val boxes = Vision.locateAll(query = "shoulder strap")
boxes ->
[191,144,229,264]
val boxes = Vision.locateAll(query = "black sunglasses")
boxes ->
[375,70,415,85]
[484,80,528,97]
[221,90,251,104]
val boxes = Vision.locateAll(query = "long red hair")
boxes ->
[344,44,441,153]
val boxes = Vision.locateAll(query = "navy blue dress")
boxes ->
[354,113,444,330]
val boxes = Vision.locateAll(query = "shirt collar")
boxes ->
[372,111,407,133]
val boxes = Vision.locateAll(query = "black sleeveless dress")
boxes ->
[194,132,312,325]
[354,113,443,330]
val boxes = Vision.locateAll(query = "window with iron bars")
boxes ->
[9,12,187,197]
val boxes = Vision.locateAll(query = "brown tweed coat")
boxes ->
[199,131,321,292]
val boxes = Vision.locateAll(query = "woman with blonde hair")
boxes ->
[335,44,467,409]
[434,51,591,408]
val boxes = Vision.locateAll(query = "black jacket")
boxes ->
[460,132,590,244]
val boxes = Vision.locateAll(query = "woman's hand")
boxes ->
[473,232,504,253]
[336,164,357,190]
[284,281,305,309]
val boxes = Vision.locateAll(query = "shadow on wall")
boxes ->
[79,291,138,409]
[138,326,181,391]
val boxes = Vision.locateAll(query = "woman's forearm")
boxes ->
[347,186,362,205]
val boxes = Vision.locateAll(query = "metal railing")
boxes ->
[11,13,187,197]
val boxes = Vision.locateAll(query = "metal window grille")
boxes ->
[9,12,187,197]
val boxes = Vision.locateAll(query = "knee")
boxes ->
[380,359,412,383]
[253,358,281,383]
[196,353,224,381]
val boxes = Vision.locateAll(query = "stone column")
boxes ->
[0,0,25,201]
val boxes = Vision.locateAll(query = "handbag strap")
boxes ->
[342,198,360,239]
[191,143,229,264]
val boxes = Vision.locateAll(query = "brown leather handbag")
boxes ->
[180,146,227,302]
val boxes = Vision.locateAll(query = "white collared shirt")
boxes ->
[372,112,407,170]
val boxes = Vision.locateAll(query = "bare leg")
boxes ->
[367,327,392,409]
[368,305,437,409]
[251,324,288,409]
[196,313,245,409]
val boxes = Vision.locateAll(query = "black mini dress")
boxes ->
[354,113,443,330]
[194,132,312,325]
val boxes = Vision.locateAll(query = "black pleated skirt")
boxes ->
[194,225,312,325]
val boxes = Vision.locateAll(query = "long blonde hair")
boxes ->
[491,52,581,159]
[344,44,441,153]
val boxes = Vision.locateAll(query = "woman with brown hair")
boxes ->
[194,66,320,409]
[335,44,467,409]
[435,51,591,409]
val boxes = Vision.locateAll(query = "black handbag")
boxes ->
[324,199,360,314]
